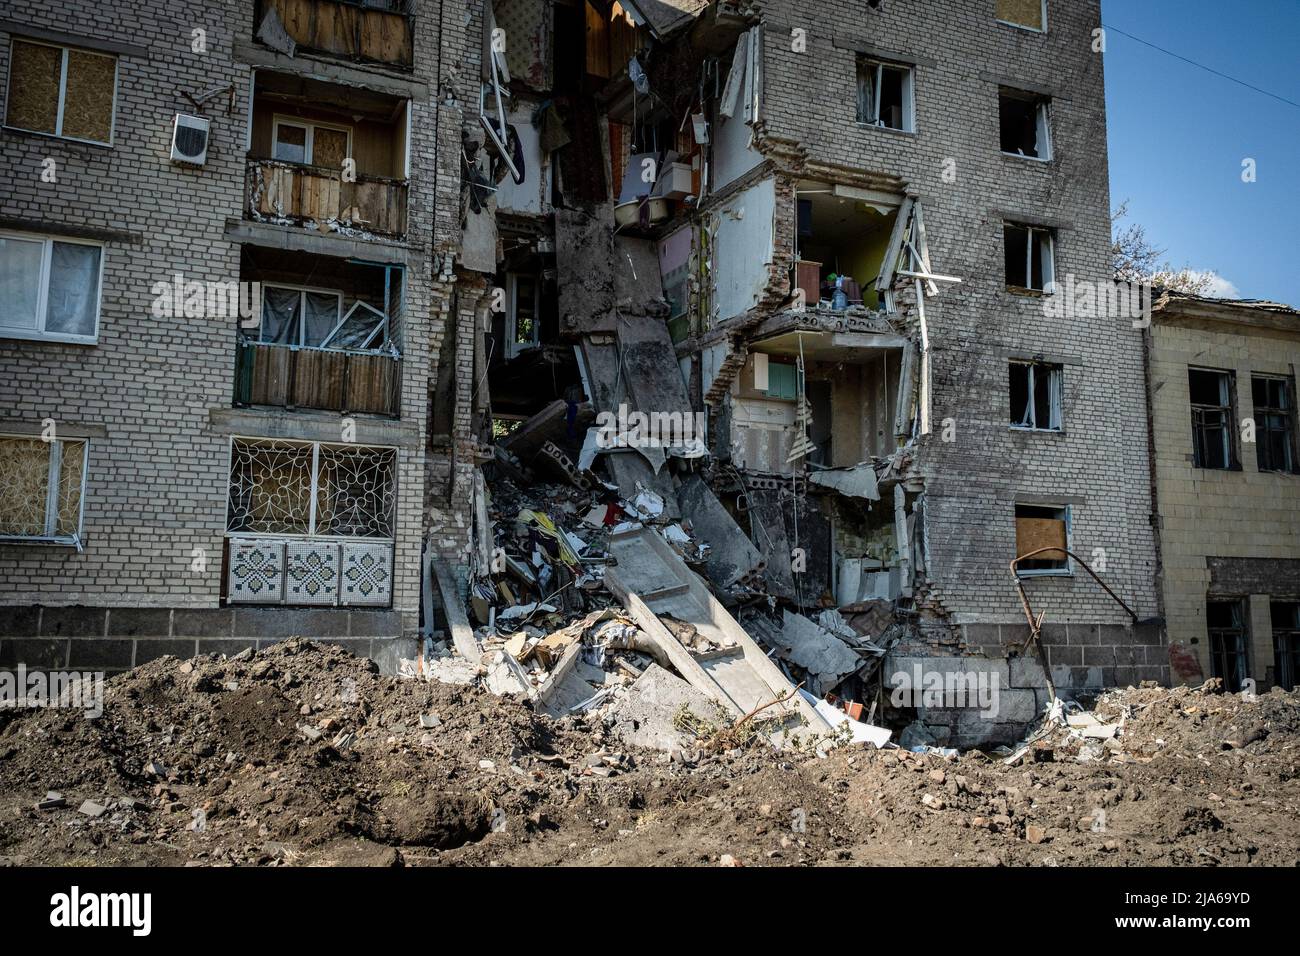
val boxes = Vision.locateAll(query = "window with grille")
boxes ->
[227,438,396,538]
[0,435,88,546]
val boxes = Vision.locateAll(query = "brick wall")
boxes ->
[752,0,1160,632]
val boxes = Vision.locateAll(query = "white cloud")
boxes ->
[1187,270,1241,299]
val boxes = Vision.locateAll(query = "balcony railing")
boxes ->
[257,0,414,70]
[246,158,409,239]
[235,339,402,418]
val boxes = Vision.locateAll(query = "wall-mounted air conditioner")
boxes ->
[171,114,210,166]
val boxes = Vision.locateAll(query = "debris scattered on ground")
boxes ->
[1,642,1296,867]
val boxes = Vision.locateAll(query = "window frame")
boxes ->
[257,282,345,349]
[1004,223,1055,293]
[998,89,1053,161]
[0,229,105,344]
[504,272,540,359]
[1272,601,1300,691]
[1189,366,1238,471]
[996,0,1048,34]
[1206,598,1250,693]
[855,58,916,134]
[0,434,89,548]
[1250,373,1298,474]
[1014,502,1073,577]
[270,114,353,167]
[3,37,119,146]
[1009,360,1064,432]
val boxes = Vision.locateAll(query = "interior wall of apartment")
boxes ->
[249,95,405,178]
[710,177,775,322]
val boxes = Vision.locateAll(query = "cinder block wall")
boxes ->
[0,0,467,665]
[757,1,1160,647]
[1150,315,1300,684]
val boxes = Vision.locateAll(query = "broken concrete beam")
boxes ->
[499,400,595,462]
[809,462,880,501]
[432,559,481,660]
[606,663,723,752]
[677,475,764,589]
[748,610,864,696]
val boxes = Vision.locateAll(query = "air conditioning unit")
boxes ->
[170,114,210,166]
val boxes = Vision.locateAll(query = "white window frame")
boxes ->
[1000,92,1053,162]
[996,0,1048,34]
[857,59,916,134]
[256,283,345,348]
[270,114,353,167]
[0,230,105,344]
[0,435,89,548]
[1010,360,1064,432]
[1015,503,1073,578]
[3,37,119,145]
[505,273,540,358]
[1006,223,1055,293]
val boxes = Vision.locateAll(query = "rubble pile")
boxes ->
[2,644,1297,867]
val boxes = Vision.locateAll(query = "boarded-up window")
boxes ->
[0,436,87,541]
[1015,504,1069,573]
[4,39,116,143]
[997,0,1046,31]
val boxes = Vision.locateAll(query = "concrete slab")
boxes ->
[677,475,764,589]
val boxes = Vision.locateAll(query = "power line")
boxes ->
[1103,22,1300,112]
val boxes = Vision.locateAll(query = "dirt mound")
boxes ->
[1,644,1298,867]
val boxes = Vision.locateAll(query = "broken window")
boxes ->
[1207,599,1249,693]
[1004,223,1054,292]
[1189,367,1235,470]
[1015,503,1070,574]
[258,285,344,347]
[0,435,88,545]
[271,117,351,168]
[997,0,1047,32]
[1251,375,1296,473]
[0,231,103,343]
[999,89,1051,159]
[856,59,914,133]
[4,38,116,143]
[506,273,540,358]
[1273,602,1300,691]
[1009,361,1063,431]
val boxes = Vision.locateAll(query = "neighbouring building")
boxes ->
[0,0,483,671]
[1146,291,1300,693]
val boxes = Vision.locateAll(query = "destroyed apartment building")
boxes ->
[0,0,1165,749]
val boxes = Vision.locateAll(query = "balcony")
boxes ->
[246,158,408,239]
[235,340,402,417]
[234,247,405,419]
[256,0,414,71]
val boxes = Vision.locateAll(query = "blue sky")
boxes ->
[1102,0,1300,303]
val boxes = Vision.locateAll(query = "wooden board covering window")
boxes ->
[6,40,61,134]
[1016,516,1067,560]
[61,49,115,142]
[997,0,1044,29]
[0,438,51,536]
[585,1,610,79]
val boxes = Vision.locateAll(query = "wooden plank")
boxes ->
[1017,517,1067,559]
